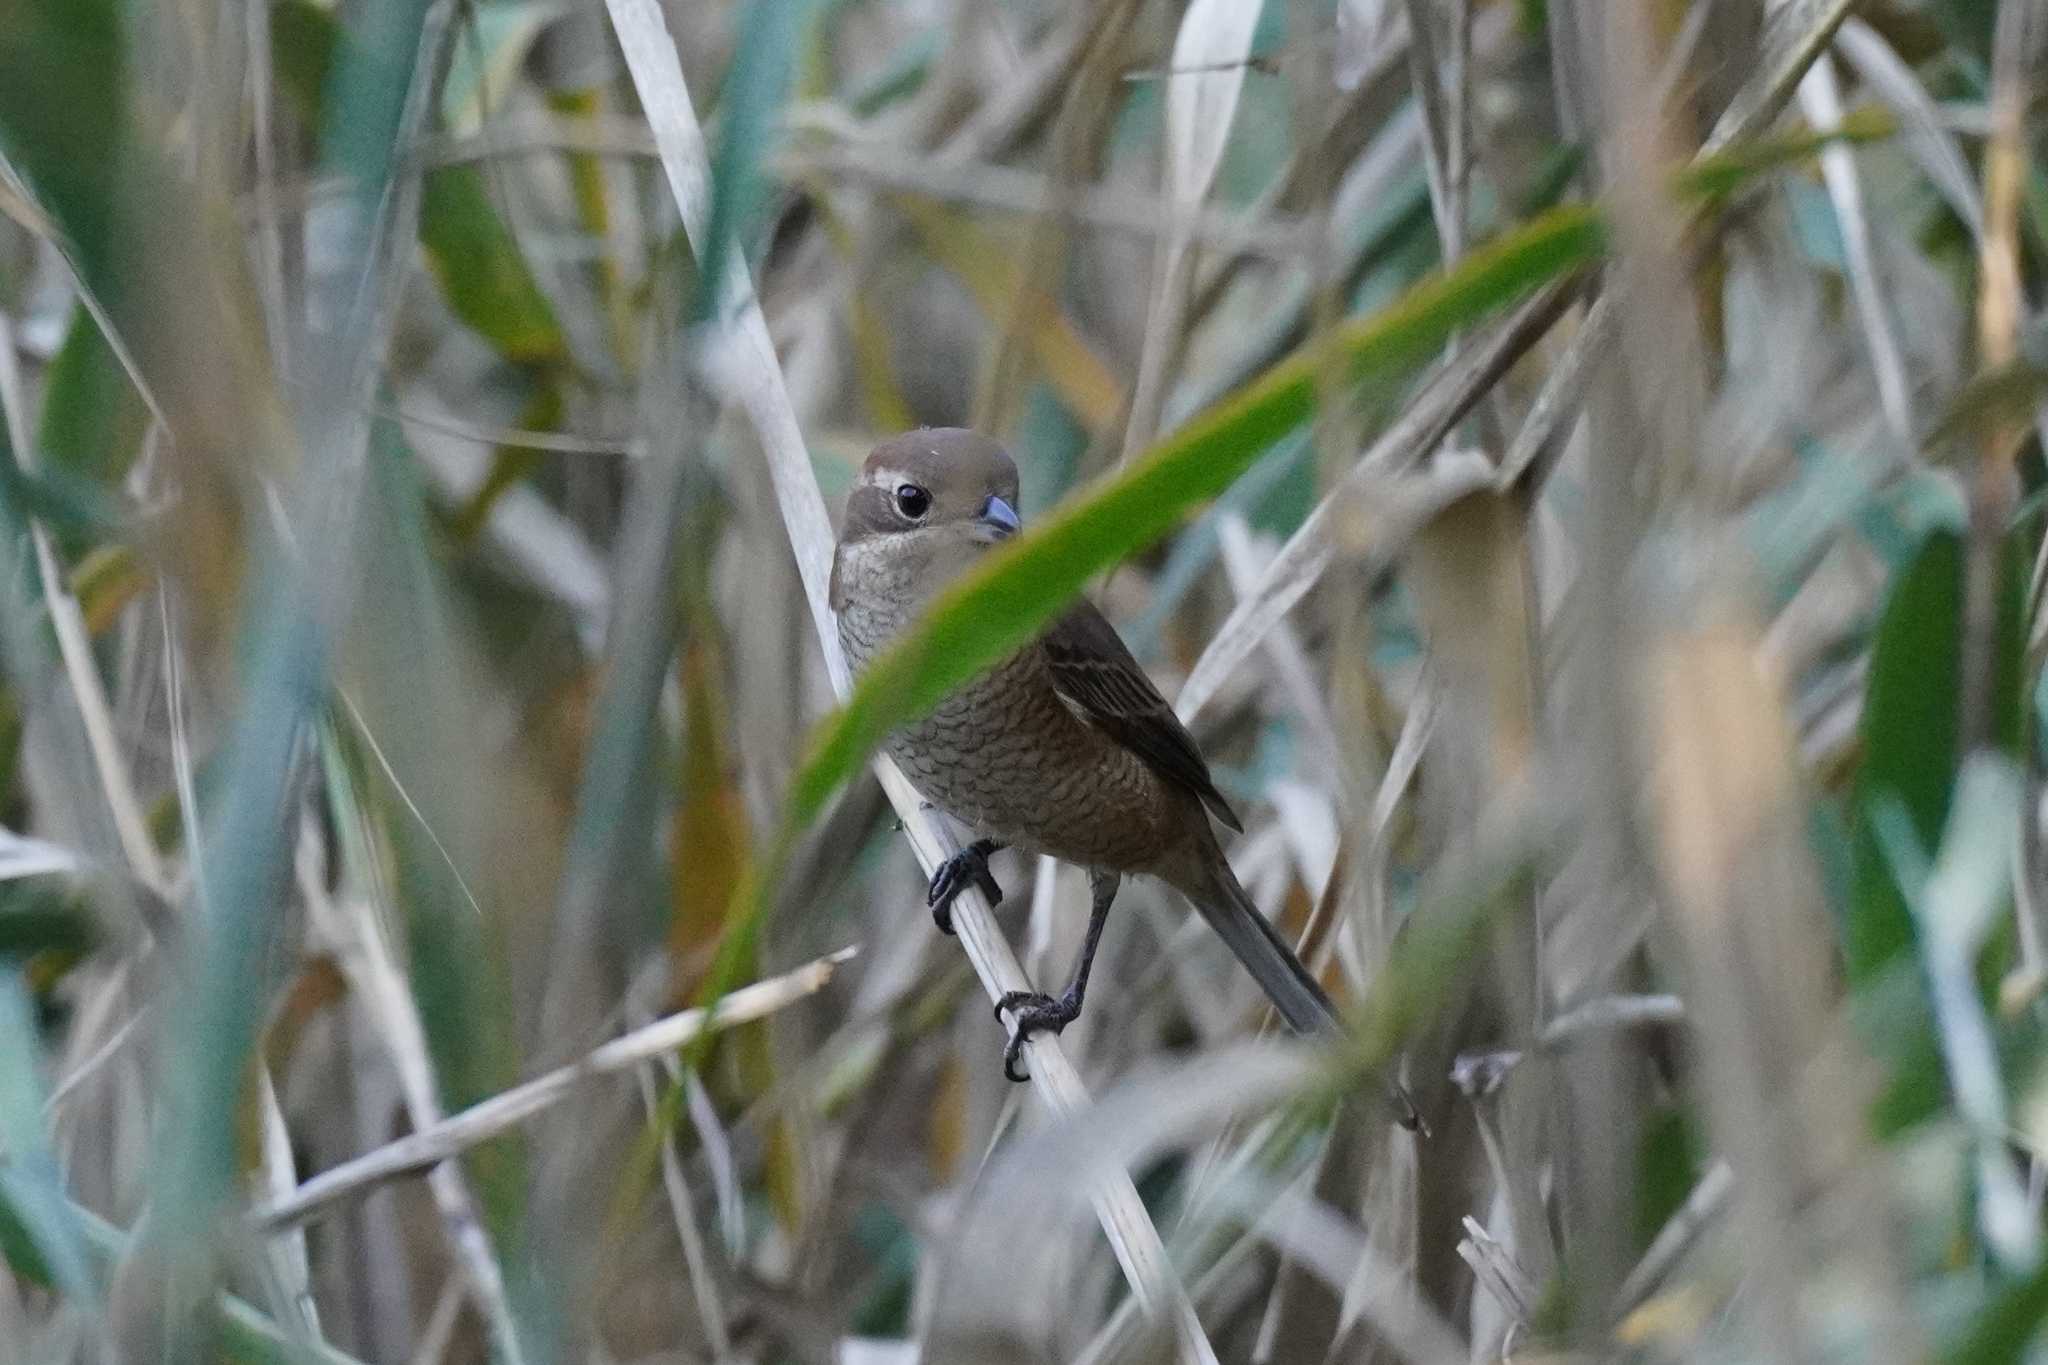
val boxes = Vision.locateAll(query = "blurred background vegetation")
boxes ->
[2,0,2048,1361]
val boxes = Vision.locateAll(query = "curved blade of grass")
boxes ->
[1835,18,1984,240]
[0,969,97,1310]
[785,202,1604,826]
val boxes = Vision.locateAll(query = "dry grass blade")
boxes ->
[602,5,1223,1358]
[0,830,84,881]
[1647,614,1922,1358]
[1538,993,1684,1046]
[1198,1167,1466,1363]
[299,810,525,1361]
[251,947,856,1232]
[1834,19,1985,239]
[1458,1214,1534,1326]
[1498,0,1863,487]
[1702,0,1865,155]
[1177,273,1578,726]
[1797,55,1912,443]
[602,0,840,660]
[1121,0,1262,458]
[0,310,166,898]
[1611,1159,1734,1316]
[778,136,1309,258]
[1400,0,1464,262]
[252,1068,321,1339]
[1908,759,2035,1267]
[631,1053,731,1356]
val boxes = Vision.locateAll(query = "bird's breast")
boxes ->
[834,577,1188,872]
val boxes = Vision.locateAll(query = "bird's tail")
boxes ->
[1177,840,1339,1035]
[1173,838,1423,1132]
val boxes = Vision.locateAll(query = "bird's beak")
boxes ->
[974,494,1021,543]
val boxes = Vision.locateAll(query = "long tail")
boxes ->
[1182,846,1341,1035]
[1177,839,1423,1131]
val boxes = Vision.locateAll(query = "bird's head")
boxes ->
[834,428,1023,604]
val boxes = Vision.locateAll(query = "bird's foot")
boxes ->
[926,840,1002,934]
[993,990,1080,1082]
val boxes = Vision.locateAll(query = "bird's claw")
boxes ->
[926,841,1002,935]
[993,990,1079,1082]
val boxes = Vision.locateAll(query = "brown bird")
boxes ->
[834,428,1416,1123]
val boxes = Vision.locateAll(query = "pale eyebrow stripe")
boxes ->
[862,467,919,488]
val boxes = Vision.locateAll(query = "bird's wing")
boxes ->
[1042,602,1243,832]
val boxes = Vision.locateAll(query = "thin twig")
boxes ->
[1538,993,1685,1047]
[250,947,856,1233]
[1611,1160,1734,1315]
[631,1060,732,1356]
[45,994,150,1113]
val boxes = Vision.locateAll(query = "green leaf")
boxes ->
[0,0,126,285]
[1847,530,2026,983]
[1673,107,1897,204]
[692,0,822,324]
[787,202,1606,827]
[1946,1256,2048,1365]
[0,970,95,1307]
[0,1185,371,1363]
[37,301,149,488]
[270,0,340,129]
[1846,526,2028,1141]
[418,165,568,366]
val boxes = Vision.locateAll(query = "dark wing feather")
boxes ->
[1042,603,1242,832]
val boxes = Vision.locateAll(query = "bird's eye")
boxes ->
[894,484,932,520]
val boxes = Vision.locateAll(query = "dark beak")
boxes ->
[976,494,1021,541]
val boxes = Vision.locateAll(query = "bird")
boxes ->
[832,427,1419,1127]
